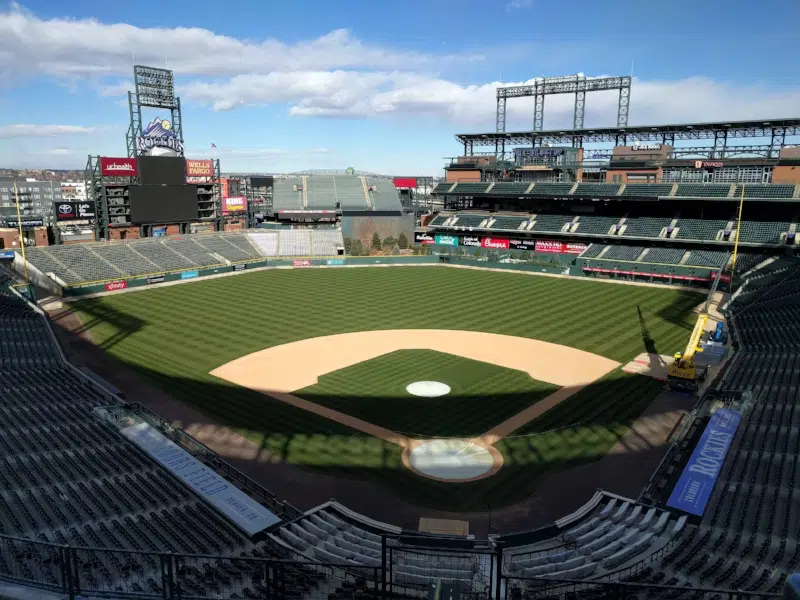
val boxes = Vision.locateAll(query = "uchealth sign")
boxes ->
[104,280,127,292]
[186,159,214,177]
[481,237,509,250]
[434,234,458,247]
[414,232,435,244]
[99,157,138,177]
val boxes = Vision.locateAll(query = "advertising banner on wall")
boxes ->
[181,270,198,280]
[481,237,509,250]
[54,201,96,221]
[292,259,312,267]
[434,234,458,247]
[509,238,535,251]
[667,408,741,516]
[146,275,165,285]
[414,232,435,244]
[393,177,417,188]
[100,157,138,177]
[185,159,214,178]
[534,240,589,255]
[460,236,481,247]
[222,196,248,214]
[104,280,127,292]
[121,422,280,534]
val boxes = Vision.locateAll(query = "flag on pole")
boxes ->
[211,143,217,148]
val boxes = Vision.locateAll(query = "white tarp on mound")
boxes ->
[121,422,280,535]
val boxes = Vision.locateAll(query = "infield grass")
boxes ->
[296,349,560,438]
[71,266,701,511]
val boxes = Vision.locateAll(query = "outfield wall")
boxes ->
[58,251,719,299]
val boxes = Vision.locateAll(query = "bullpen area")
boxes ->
[64,266,701,528]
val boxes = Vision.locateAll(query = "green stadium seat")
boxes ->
[573,183,620,197]
[675,219,728,241]
[603,245,644,261]
[674,184,731,198]
[449,213,490,229]
[531,214,573,232]
[433,183,454,194]
[528,183,575,196]
[306,176,337,210]
[736,221,790,244]
[621,217,671,238]
[273,177,304,210]
[621,184,674,197]
[579,244,606,258]
[489,215,529,231]
[574,216,620,235]
[336,176,370,209]
[366,178,403,211]
[490,182,531,195]
[641,248,685,264]
[452,183,490,194]
[684,250,728,267]
[734,184,795,199]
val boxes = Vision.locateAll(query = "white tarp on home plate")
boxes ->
[121,422,280,535]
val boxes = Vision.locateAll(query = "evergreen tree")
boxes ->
[397,232,409,249]
[371,232,382,250]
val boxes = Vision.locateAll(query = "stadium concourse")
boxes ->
[1,248,799,599]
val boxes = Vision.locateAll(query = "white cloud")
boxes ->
[177,72,800,129]
[506,0,533,10]
[0,124,97,138]
[0,2,479,79]
[44,147,71,155]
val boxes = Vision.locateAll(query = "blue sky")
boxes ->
[0,0,798,175]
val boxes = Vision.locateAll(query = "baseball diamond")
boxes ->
[69,266,701,514]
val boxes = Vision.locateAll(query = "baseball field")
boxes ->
[70,266,701,512]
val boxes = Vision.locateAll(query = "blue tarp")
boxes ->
[667,407,741,516]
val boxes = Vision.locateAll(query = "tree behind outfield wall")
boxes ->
[351,239,364,256]
[343,237,353,255]
[371,232,382,250]
[398,232,408,249]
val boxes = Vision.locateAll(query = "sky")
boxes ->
[0,0,798,175]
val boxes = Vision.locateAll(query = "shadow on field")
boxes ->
[50,304,695,534]
[51,299,144,351]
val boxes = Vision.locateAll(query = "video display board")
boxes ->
[129,184,198,224]
[137,155,187,185]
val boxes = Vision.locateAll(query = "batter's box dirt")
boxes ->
[210,330,619,483]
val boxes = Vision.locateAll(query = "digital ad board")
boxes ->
[129,184,198,224]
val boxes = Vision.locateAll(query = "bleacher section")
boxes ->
[336,176,370,209]
[675,184,731,198]
[368,179,403,211]
[652,265,800,592]
[0,279,294,598]
[675,219,728,241]
[579,244,605,259]
[684,250,729,268]
[529,183,574,196]
[573,183,620,197]
[306,175,337,210]
[502,494,684,581]
[272,177,303,210]
[20,231,344,285]
[489,215,529,231]
[603,245,644,261]
[575,216,620,235]
[735,184,795,199]
[621,184,674,197]
[642,247,686,265]
[531,214,573,232]
[434,181,799,200]
[621,217,671,238]
[736,221,790,244]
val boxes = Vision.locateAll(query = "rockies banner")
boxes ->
[54,201,96,221]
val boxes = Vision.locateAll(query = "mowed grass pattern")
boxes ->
[72,267,700,510]
[297,349,560,438]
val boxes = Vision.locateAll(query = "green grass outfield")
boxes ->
[72,266,701,511]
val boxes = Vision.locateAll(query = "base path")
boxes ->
[211,329,619,481]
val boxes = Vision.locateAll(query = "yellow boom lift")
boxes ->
[667,313,709,393]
